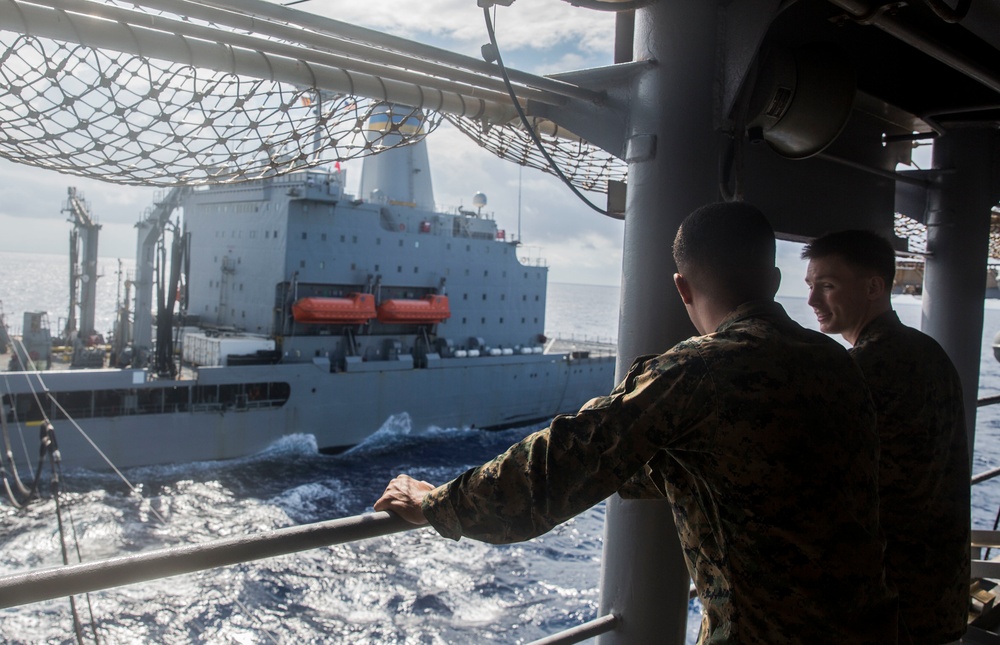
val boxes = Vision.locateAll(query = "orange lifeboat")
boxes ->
[377,295,451,324]
[292,293,376,324]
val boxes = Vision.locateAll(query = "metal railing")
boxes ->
[0,511,416,609]
[525,614,619,645]
[0,510,621,644]
[971,530,1000,578]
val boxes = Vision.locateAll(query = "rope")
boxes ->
[1,372,37,481]
[3,344,280,642]
[482,6,620,220]
[52,452,101,645]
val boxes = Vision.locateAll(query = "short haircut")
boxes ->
[800,230,896,286]
[672,201,776,304]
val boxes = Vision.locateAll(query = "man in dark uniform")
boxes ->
[377,202,897,644]
[802,229,970,645]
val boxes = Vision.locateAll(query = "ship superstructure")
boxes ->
[0,111,615,471]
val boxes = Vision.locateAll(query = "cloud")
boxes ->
[306,0,615,68]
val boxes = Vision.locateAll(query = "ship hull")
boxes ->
[2,353,615,471]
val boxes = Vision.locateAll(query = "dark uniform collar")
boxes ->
[715,300,788,333]
[856,309,902,344]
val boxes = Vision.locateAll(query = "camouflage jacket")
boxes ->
[423,300,897,644]
[852,311,970,644]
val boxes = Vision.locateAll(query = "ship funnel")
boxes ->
[359,105,435,210]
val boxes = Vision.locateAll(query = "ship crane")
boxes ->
[62,187,102,366]
[129,186,190,371]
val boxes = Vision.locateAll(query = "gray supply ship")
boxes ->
[0,110,616,472]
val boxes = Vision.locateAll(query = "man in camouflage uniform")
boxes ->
[803,230,970,645]
[377,202,897,644]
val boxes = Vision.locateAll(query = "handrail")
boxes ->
[977,394,1000,408]
[525,613,619,645]
[973,465,1000,486]
[0,511,419,609]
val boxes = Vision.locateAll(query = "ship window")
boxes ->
[209,280,213,287]
[462,317,467,324]
[464,269,469,276]
[340,235,346,243]
[522,295,526,301]
[352,263,357,270]
[463,294,468,300]
[397,266,402,273]
[319,261,325,269]
[239,284,244,291]
[374,264,379,271]
[521,317,525,324]
[300,260,306,268]
[482,294,487,300]
[413,267,419,273]
[321,233,327,241]
[500,318,503,324]
[484,270,488,277]
[500,294,505,301]
[503,271,506,277]
[447,243,451,250]
[242,311,246,318]
[524,272,528,278]
[266,231,270,239]
[377,238,381,245]
[302,232,307,240]
[535,295,540,301]
[352,235,357,243]
[274,230,279,238]
[481,317,486,324]
[238,257,241,264]
[534,317,539,323]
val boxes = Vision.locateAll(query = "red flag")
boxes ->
[335,161,341,172]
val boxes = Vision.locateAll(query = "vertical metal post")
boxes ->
[922,128,1000,453]
[597,1,722,643]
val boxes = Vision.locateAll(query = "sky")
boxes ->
[0,0,811,293]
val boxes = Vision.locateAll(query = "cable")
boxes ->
[921,0,972,23]
[482,7,623,220]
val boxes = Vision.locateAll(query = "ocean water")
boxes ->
[2,250,1000,644]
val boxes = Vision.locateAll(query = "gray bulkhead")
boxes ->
[183,158,547,368]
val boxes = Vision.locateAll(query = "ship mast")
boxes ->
[63,187,101,343]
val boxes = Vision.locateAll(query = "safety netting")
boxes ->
[0,31,441,186]
[444,114,627,195]
[895,210,1000,260]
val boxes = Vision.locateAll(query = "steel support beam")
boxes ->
[922,128,1000,457]
[597,1,722,642]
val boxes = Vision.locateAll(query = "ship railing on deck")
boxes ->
[0,511,620,645]
[10,466,998,642]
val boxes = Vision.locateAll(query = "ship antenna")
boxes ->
[517,164,523,244]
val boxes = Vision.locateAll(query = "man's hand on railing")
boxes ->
[374,474,434,526]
